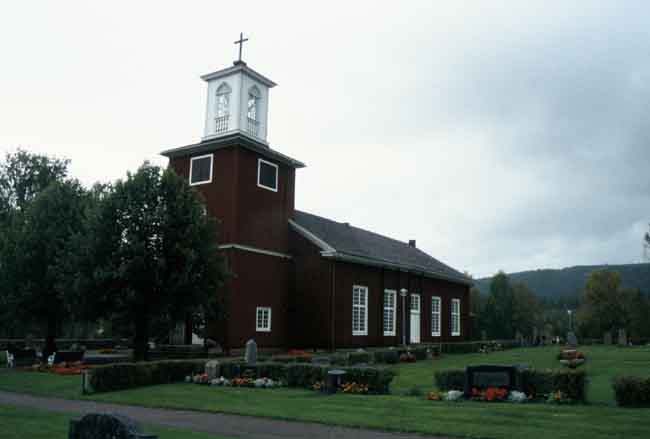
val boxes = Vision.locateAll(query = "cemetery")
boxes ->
[2,337,650,439]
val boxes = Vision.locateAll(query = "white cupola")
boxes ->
[201,60,276,144]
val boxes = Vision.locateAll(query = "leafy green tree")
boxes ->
[0,149,69,218]
[483,272,516,339]
[0,150,71,339]
[8,180,87,356]
[75,163,227,360]
[576,270,628,338]
[511,282,541,338]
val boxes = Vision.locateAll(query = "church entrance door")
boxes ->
[410,294,421,344]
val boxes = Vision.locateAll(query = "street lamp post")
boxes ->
[567,310,573,332]
[400,288,408,347]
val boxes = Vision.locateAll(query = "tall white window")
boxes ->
[256,307,271,332]
[451,298,461,336]
[383,289,396,336]
[431,296,441,337]
[352,285,368,336]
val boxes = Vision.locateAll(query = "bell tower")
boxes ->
[201,33,275,144]
[161,34,305,350]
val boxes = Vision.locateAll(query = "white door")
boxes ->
[410,294,421,344]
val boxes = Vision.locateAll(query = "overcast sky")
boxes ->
[1,1,649,277]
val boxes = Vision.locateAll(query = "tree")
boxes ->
[576,270,627,338]
[483,272,516,339]
[76,163,228,360]
[8,180,87,356]
[0,150,71,340]
[511,282,541,339]
[0,149,69,218]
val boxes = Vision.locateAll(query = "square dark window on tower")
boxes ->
[257,159,278,192]
[190,154,213,185]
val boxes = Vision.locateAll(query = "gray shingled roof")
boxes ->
[291,210,471,285]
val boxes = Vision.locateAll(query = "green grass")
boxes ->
[0,404,232,439]
[1,345,650,439]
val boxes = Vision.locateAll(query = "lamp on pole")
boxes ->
[400,288,408,347]
[567,310,573,332]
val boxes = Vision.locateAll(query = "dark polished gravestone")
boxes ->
[69,413,157,439]
[463,365,528,396]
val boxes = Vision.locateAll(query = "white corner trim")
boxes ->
[257,158,278,192]
[288,219,336,254]
[218,243,292,259]
[189,153,214,186]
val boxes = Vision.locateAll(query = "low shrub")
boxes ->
[522,369,586,402]
[434,370,465,391]
[434,368,586,402]
[269,353,313,364]
[347,351,371,365]
[330,353,348,366]
[410,346,428,360]
[613,376,650,407]
[286,363,394,394]
[440,342,481,354]
[86,360,205,394]
[373,349,399,364]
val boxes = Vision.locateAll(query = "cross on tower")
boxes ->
[234,32,249,62]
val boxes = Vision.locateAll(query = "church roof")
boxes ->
[290,210,472,285]
[160,132,305,168]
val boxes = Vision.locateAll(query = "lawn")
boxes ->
[1,345,649,439]
[0,404,232,439]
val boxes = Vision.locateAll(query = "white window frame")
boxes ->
[410,294,421,313]
[257,158,278,192]
[431,296,441,337]
[256,307,272,332]
[451,298,461,337]
[352,285,368,336]
[383,289,396,336]
[189,154,213,186]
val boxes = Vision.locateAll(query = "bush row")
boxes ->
[86,360,205,393]
[434,368,586,402]
[218,360,394,394]
[613,376,650,407]
[88,359,395,394]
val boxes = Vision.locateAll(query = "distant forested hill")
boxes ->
[475,263,650,298]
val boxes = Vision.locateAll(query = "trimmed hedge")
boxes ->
[434,368,586,402]
[373,349,399,364]
[86,360,205,393]
[434,370,466,391]
[523,369,586,402]
[613,376,650,407]
[347,351,371,365]
[87,359,395,395]
[269,354,313,364]
[286,363,395,394]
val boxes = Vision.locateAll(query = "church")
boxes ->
[161,39,472,351]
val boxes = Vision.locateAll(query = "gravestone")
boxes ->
[68,413,157,439]
[603,331,612,345]
[245,339,257,366]
[464,365,526,397]
[515,332,524,346]
[566,331,578,348]
[618,328,627,346]
[205,360,220,381]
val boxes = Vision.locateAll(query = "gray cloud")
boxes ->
[1,1,649,277]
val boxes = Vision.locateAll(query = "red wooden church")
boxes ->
[161,52,471,351]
